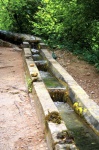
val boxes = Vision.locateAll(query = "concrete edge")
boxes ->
[23,46,78,150]
[40,48,99,135]
[23,47,42,81]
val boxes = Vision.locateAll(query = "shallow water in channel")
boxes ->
[39,71,64,88]
[32,54,43,61]
[55,102,99,150]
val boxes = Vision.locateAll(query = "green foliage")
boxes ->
[33,0,65,41]
[45,111,61,124]
[94,63,99,72]
[0,0,40,33]
[27,78,33,93]
[0,0,99,68]
[33,0,99,67]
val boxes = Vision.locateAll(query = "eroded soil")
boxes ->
[55,50,99,105]
[0,46,48,150]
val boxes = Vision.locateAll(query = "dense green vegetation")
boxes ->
[0,0,40,32]
[0,0,99,70]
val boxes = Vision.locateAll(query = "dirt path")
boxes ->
[55,50,99,105]
[0,47,48,150]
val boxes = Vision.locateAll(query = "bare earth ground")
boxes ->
[0,46,48,150]
[55,50,99,105]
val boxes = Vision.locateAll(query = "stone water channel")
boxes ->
[30,43,99,150]
[1,30,99,149]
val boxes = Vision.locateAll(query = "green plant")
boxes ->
[26,77,33,93]
[45,111,61,124]
[0,0,40,33]
[95,63,99,72]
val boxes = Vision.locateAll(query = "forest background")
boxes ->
[0,0,99,70]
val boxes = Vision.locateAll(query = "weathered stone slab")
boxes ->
[39,43,48,49]
[23,48,42,81]
[33,82,58,117]
[55,143,78,150]
[46,122,68,150]
[33,82,77,150]
[23,42,30,48]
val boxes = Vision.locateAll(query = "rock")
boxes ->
[30,64,34,67]
[91,91,95,94]
[86,72,90,76]
[87,80,91,83]
[40,145,43,148]
[31,72,38,77]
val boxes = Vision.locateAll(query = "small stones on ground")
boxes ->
[86,72,91,76]
[28,146,33,150]
[40,144,43,148]
[91,91,95,94]
[85,66,88,69]
[87,80,91,83]
[67,62,70,65]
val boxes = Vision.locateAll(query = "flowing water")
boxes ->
[39,71,64,88]
[32,54,43,61]
[32,51,64,88]
[34,60,48,71]
[55,102,99,150]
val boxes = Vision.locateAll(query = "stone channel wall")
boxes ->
[23,41,78,150]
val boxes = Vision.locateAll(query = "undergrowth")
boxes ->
[44,38,99,72]
[26,77,33,93]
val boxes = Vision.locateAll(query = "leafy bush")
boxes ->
[33,0,99,66]
[0,0,40,33]
[0,0,99,67]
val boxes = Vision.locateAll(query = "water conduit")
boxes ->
[22,37,99,150]
[1,30,98,150]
